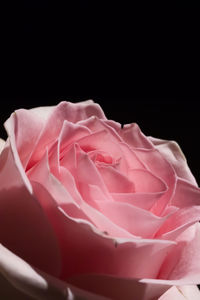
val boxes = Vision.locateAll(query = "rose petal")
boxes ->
[77,130,145,174]
[0,244,69,300]
[0,244,108,300]
[68,274,173,300]
[134,148,176,215]
[70,144,111,199]
[171,178,200,208]
[128,168,168,193]
[29,154,135,238]
[159,285,200,300]
[158,223,200,282]
[111,191,165,210]
[27,101,106,168]
[94,201,168,238]
[97,164,135,193]
[156,206,200,238]
[149,137,198,186]
[27,149,78,206]
[78,116,123,142]
[30,181,176,280]
[4,107,52,168]
[0,138,5,154]
[59,120,91,153]
[0,142,61,277]
[121,123,154,149]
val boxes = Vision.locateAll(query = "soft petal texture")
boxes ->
[121,123,154,149]
[68,274,174,300]
[158,223,200,282]
[0,244,66,300]
[158,285,200,300]
[1,100,200,300]
[0,244,109,300]
[0,142,61,277]
[133,148,176,215]
[4,107,53,168]
[171,178,200,208]
[149,136,198,186]
[31,179,176,280]
[128,168,167,193]
[94,201,168,238]
[27,101,106,168]
[0,138,5,154]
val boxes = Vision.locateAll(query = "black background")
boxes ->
[1,97,199,186]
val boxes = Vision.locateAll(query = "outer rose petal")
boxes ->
[158,223,200,282]
[158,285,200,300]
[68,274,173,300]
[149,136,198,186]
[0,138,5,154]
[0,244,109,300]
[0,141,61,277]
[4,107,53,168]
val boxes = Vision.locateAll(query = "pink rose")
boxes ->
[0,100,200,300]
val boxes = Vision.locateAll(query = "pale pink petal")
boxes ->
[158,285,200,300]
[71,144,111,198]
[158,286,188,300]
[111,191,165,211]
[27,101,106,168]
[59,120,91,153]
[149,136,198,186]
[120,123,154,149]
[4,107,52,168]
[77,131,145,174]
[27,149,78,206]
[128,168,167,193]
[97,164,135,193]
[78,116,123,142]
[176,285,200,300]
[28,153,134,238]
[155,206,200,238]
[94,201,168,238]
[171,178,200,208]
[0,138,5,154]
[30,182,176,280]
[158,223,200,282]
[134,148,176,215]
[0,142,61,277]
[48,139,60,177]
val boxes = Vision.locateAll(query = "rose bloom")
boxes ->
[0,100,200,300]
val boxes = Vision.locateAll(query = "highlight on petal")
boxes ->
[4,108,51,168]
[149,136,198,186]
[0,138,5,154]
[158,285,200,300]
